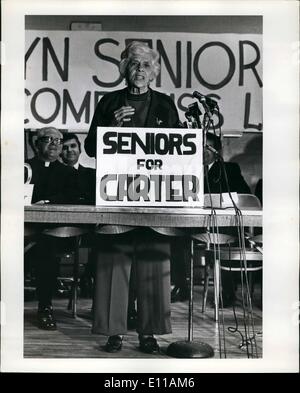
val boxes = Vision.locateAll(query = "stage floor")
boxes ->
[24,285,262,359]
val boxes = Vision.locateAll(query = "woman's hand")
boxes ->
[111,106,135,126]
[35,200,50,204]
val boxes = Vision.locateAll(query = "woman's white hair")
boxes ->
[119,41,160,81]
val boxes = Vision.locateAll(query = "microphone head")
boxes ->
[193,91,218,107]
[192,91,201,99]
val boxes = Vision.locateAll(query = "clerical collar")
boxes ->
[44,161,50,167]
[208,162,214,171]
[73,162,79,170]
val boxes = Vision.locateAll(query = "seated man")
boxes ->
[203,132,250,195]
[61,133,96,205]
[25,127,78,330]
[61,132,96,297]
[27,128,78,205]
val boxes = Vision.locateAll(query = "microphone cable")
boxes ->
[202,105,229,358]
[228,214,258,358]
[204,164,227,358]
[209,149,258,358]
[221,163,259,357]
[203,99,259,358]
[221,161,258,357]
[203,99,258,358]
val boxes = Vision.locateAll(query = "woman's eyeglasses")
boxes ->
[38,136,64,145]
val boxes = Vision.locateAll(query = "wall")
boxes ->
[25,15,263,192]
[25,15,262,33]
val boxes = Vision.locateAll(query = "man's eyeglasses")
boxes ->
[38,136,63,145]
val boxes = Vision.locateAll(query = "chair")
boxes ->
[150,227,189,237]
[215,246,263,300]
[192,194,263,321]
[192,233,237,317]
[24,224,39,254]
[94,224,137,235]
[24,224,40,298]
[42,225,91,318]
[204,192,261,210]
[247,233,263,253]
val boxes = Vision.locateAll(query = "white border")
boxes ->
[1,0,299,373]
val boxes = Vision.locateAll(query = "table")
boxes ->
[24,205,262,227]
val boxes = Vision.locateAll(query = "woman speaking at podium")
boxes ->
[85,41,180,354]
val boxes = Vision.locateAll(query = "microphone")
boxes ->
[185,113,192,121]
[185,102,202,128]
[205,144,219,155]
[192,91,218,109]
[204,144,223,161]
[192,95,212,119]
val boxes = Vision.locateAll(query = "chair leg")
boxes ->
[248,270,253,299]
[202,263,210,313]
[67,292,72,311]
[213,259,220,322]
[243,263,254,304]
[72,237,81,318]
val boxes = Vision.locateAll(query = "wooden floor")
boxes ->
[24,285,262,359]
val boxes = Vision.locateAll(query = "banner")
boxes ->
[25,30,262,132]
[96,127,204,207]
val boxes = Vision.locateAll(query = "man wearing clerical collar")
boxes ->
[26,127,78,204]
[25,127,79,331]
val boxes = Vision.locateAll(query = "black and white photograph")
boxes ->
[1,0,299,374]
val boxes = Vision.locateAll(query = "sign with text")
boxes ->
[96,127,204,207]
[25,30,262,133]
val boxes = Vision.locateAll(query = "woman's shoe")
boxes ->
[139,335,159,354]
[105,335,123,353]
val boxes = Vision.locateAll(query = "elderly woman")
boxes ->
[85,41,180,354]
[85,41,179,155]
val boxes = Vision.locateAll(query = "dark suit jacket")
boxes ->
[84,88,180,157]
[204,161,251,194]
[75,164,96,205]
[26,157,78,204]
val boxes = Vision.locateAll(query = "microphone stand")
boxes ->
[167,103,214,358]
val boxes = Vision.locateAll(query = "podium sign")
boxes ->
[96,127,204,207]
